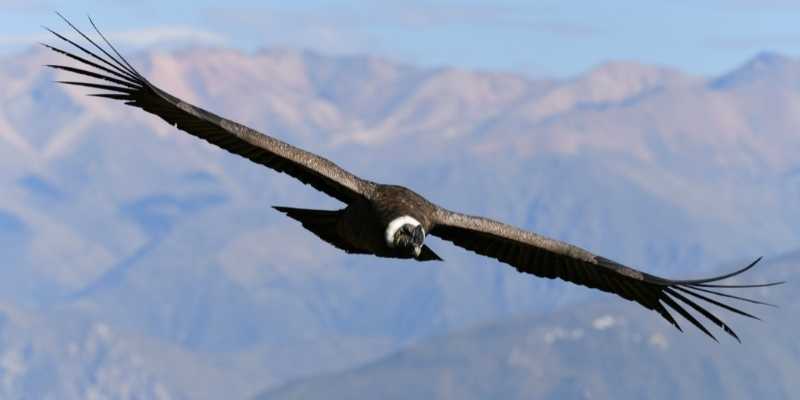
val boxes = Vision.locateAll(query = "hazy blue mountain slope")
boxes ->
[257,253,796,400]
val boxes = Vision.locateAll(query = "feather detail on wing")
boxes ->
[431,208,783,342]
[43,13,376,204]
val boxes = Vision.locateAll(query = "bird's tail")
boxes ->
[273,206,365,254]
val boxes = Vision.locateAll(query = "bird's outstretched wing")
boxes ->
[43,14,376,204]
[431,208,783,342]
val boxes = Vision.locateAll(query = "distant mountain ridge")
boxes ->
[256,252,796,400]
[0,45,797,398]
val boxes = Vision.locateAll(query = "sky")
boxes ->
[4,0,800,78]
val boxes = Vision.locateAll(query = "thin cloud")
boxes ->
[382,3,600,37]
[706,33,800,51]
[520,20,602,38]
[205,7,378,54]
[0,25,228,49]
[204,3,600,56]
[0,32,48,46]
[386,4,522,27]
[110,26,228,47]
[206,3,599,33]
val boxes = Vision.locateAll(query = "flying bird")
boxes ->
[43,15,782,342]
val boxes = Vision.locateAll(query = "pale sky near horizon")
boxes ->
[3,0,800,78]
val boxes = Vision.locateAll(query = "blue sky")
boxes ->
[5,0,800,77]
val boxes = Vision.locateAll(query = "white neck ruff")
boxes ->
[385,215,422,247]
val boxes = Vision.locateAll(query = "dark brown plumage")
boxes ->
[44,14,783,342]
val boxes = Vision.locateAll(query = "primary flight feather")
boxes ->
[44,14,782,342]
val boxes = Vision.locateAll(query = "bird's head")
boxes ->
[386,216,425,258]
[395,224,425,257]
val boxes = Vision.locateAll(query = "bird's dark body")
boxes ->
[44,14,782,343]
[278,185,439,260]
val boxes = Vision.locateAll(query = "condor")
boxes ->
[44,14,782,342]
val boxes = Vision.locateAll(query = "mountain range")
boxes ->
[0,45,797,398]
[257,251,796,400]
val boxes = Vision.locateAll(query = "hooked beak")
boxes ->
[411,225,424,257]
[411,225,424,247]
